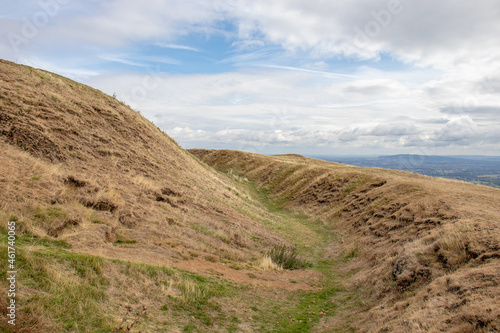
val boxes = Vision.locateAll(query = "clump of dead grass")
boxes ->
[258,255,281,270]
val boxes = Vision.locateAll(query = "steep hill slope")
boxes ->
[0,59,286,264]
[0,60,316,332]
[191,149,500,332]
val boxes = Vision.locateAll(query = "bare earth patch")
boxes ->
[174,259,322,291]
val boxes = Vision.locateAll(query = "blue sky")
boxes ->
[2,0,500,155]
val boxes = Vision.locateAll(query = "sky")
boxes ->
[1,0,500,156]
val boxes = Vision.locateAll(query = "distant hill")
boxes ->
[1,59,499,332]
[312,154,500,187]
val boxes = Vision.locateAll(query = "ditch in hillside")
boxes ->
[210,176,356,333]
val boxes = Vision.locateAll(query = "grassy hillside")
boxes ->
[0,59,331,332]
[0,59,285,264]
[191,149,500,332]
[0,59,499,332]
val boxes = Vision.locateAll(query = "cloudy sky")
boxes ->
[2,0,500,155]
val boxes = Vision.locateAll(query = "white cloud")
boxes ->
[231,0,500,67]
[99,54,181,67]
[431,116,478,144]
[262,65,358,79]
[99,55,149,68]
[370,123,419,137]
[82,56,500,154]
[4,0,500,69]
[1,0,500,154]
[154,43,201,52]
[341,79,410,99]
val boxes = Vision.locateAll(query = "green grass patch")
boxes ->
[19,235,71,249]
[113,234,137,246]
[183,322,197,332]
[120,261,177,280]
[0,241,113,332]
[32,205,67,222]
[255,186,284,213]
[0,229,71,248]
[249,284,341,333]
[164,275,236,331]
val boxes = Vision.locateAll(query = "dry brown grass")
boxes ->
[258,255,281,270]
[0,59,285,266]
[191,149,500,333]
[1,58,499,332]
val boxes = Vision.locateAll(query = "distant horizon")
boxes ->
[306,153,500,158]
[184,144,500,158]
[305,152,500,188]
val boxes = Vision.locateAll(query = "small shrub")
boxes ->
[267,243,310,270]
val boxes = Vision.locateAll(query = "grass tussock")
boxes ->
[258,255,281,270]
[267,243,311,270]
